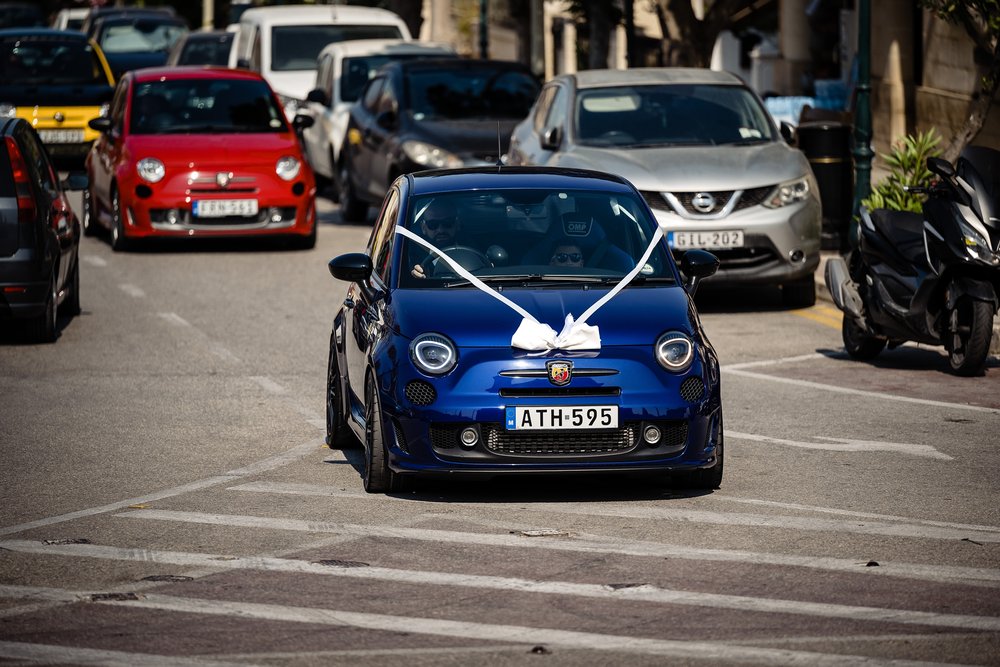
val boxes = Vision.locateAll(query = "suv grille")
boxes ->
[642,186,774,216]
[485,423,637,456]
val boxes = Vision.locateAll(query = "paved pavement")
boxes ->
[814,252,1000,357]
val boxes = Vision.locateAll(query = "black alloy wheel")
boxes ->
[109,188,132,252]
[338,158,367,223]
[362,376,404,493]
[842,314,886,360]
[946,296,993,376]
[326,334,357,449]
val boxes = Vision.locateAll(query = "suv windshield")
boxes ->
[406,67,539,121]
[340,53,454,103]
[98,18,187,54]
[131,78,288,135]
[0,38,107,85]
[271,24,403,72]
[398,188,675,289]
[575,84,776,147]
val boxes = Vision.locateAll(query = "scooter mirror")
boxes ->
[927,156,955,178]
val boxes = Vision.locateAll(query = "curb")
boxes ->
[815,253,1000,357]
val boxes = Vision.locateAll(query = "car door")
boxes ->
[16,124,71,286]
[509,84,556,165]
[365,76,399,201]
[90,77,128,214]
[533,83,570,166]
[344,187,399,407]
[303,52,333,177]
[345,75,384,200]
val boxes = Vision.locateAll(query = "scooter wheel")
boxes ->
[947,298,993,376]
[842,315,886,360]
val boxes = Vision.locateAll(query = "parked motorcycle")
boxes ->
[825,147,1000,376]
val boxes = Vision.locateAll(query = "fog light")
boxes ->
[268,207,282,223]
[460,427,479,448]
[166,208,180,225]
[789,249,805,263]
[643,425,662,445]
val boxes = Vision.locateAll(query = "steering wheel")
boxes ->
[429,245,492,277]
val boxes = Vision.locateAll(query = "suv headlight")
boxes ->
[276,156,300,181]
[764,176,812,208]
[410,333,457,375]
[402,141,463,169]
[655,332,693,372]
[136,157,165,183]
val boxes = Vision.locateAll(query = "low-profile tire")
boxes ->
[326,334,358,449]
[24,272,57,344]
[59,255,81,317]
[362,376,405,493]
[842,314,886,360]
[946,297,994,377]
[109,188,131,252]
[327,148,340,203]
[289,222,317,250]
[338,159,368,223]
[782,275,816,308]
[675,415,724,490]
[82,187,99,237]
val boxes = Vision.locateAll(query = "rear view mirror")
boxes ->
[780,121,796,144]
[236,58,250,69]
[329,253,372,283]
[292,114,314,130]
[927,156,954,178]
[680,249,719,295]
[541,126,562,151]
[306,88,328,106]
[88,117,113,133]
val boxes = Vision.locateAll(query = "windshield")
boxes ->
[178,34,233,66]
[340,53,454,103]
[271,24,403,72]
[0,38,107,85]
[397,188,675,289]
[576,84,776,147]
[98,19,187,54]
[406,67,539,121]
[130,78,288,135]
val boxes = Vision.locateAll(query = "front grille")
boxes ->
[405,380,436,406]
[430,424,462,449]
[680,377,704,402]
[673,190,733,215]
[485,423,637,456]
[643,186,775,216]
[734,185,773,210]
[658,421,689,448]
[499,387,621,398]
[149,207,296,227]
[188,187,257,194]
[642,191,671,212]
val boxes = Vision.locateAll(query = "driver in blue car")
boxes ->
[411,199,462,279]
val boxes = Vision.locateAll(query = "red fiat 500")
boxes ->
[85,66,317,250]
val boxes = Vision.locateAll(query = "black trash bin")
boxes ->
[796,121,853,252]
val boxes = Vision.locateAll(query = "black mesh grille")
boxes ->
[734,185,774,210]
[499,387,621,398]
[391,419,409,454]
[641,191,671,211]
[659,422,689,448]
[680,377,704,402]
[643,186,774,215]
[430,424,461,450]
[149,207,295,226]
[405,381,436,406]
[485,423,637,456]
[673,190,733,215]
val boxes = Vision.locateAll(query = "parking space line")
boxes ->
[729,430,953,460]
[3,542,996,632]
[81,255,107,267]
[118,284,145,298]
[790,305,841,330]
[0,641,265,667]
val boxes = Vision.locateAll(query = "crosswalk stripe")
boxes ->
[121,507,1000,587]
[0,641,265,667]
[3,539,997,631]
[98,593,965,667]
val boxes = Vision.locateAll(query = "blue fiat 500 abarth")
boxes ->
[326,167,722,493]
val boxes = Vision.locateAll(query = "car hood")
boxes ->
[126,133,301,167]
[0,83,112,107]
[267,71,317,102]
[560,142,810,191]
[404,118,519,156]
[390,285,693,348]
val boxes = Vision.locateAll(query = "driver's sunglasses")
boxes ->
[424,218,456,231]
[552,252,583,263]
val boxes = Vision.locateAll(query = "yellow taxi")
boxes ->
[0,28,115,167]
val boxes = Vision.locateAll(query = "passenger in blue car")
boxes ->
[549,239,585,268]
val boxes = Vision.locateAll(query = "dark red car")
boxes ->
[85,66,317,251]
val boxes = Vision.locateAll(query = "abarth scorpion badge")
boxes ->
[546,360,572,386]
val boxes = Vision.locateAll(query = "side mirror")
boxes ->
[236,58,250,70]
[88,117,113,133]
[305,88,328,106]
[779,121,796,144]
[375,110,397,130]
[328,253,372,283]
[541,126,561,151]
[927,156,954,178]
[680,249,719,296]
[60,171,89,191]
[292,114,314,130]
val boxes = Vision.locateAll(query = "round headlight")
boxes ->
[276,156,300,181]
[136,158,165,183]
[410,333,457,375]
[655,332,694,372]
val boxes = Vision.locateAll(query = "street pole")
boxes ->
[479,0,489,59]
[849,0,872,251]
[202,0,214,30]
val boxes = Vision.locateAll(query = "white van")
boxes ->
[230,5,411,118]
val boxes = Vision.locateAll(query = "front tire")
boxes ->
[326,334,358,449]
[24,272,57,343]
[362,376,404,493]
[59,255,81,317]
[82,187,99,237]
[946,297,993,376]
[842,314,886,360]
[109,188,131,252]
[338,158,367,223]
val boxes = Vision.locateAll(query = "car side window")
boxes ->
[533,86,556,133]
[18,127,57,195]
[371,189,400,283]
[360,77,384,113]
[109,80,127,132]
[543,86,567,134]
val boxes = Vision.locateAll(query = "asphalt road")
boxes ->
[0,193,998,666]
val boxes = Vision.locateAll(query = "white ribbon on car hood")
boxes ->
[395,220,664,352]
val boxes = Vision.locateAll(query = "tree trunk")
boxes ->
[652,0,744,68]
[587,0,611,69]
[384,0,423,41]
[942,53,1000,162]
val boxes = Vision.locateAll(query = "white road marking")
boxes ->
[99,593,968,667]
[207,343,240,364]
[249,376,287,395]
[729,431,953,460]
[0,641,266,667]
[158,312,191,327]
[118,283,145,298]
[118,506,1000,587]
[81,255,107,267]
[0,439,322,537]
[723,367,1000,415]
[722,354,827,370]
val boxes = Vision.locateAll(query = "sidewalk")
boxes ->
[815,252,1000,357]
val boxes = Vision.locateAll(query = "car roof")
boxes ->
[239,5,406,26]
[408,167,636,196]
[96,14,187,27]
[568,67,744,89]
[383,58,534,74]
[182,30,232,42]
[131,66,265,83]
[0,27,90,41]
[318,38,453,59]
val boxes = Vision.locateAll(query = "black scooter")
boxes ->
[825,147,1000,376]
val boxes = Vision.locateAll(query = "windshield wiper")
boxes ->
[444,274,544,288]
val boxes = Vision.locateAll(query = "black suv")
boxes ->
[0,118,85,342]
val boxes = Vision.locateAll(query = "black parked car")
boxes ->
[165,30,234,67]
[339,58,540,222]
[0,118,85,342]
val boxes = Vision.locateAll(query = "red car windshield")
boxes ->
[130,78,289,135]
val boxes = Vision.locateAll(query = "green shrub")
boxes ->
[861,129,942,213]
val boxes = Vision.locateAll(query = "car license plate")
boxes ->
[668,230,744,249]
[38,129,84,144]
[505,405,618,430]
[192,199,259,218]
